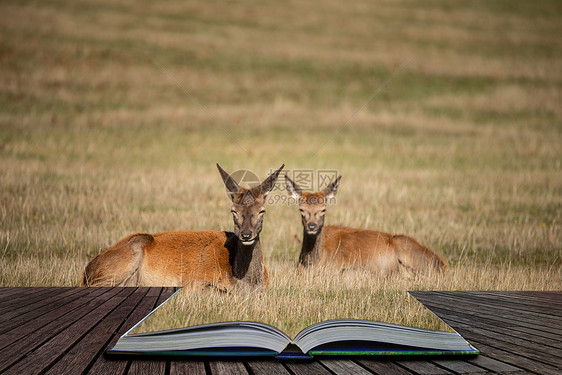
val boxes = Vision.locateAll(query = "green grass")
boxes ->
[0,0,560,297]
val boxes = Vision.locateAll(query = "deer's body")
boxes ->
[81,230,268,290]
[299,225,447,276]
[286,176,447,276]
[81,164,283,292]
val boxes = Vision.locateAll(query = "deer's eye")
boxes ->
[231,210,238,216]
[258,209,266,215]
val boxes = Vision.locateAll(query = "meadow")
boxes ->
[1,0,561,327]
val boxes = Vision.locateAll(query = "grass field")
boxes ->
[1,0,561,316]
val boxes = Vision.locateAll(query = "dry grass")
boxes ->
[0,0,561,330]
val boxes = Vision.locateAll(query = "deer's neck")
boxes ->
[232,238,265,286]
[299,228,323,266]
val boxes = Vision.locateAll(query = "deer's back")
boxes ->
[321,225,395,266]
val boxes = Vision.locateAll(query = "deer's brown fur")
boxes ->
[286,175,447,276]
[81,164,284,292]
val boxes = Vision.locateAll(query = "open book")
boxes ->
[107,289,478,359]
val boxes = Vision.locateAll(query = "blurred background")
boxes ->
[0,0,560,286]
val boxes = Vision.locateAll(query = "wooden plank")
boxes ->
[467,339,561,375]
[412,292,562,336]
[431,292,562,328]
[44,287,150,375]
[413,298,562,362]
[247,360,291,375]
[284,361,333,375]
[88,288,161,375]
[0,287,46,305]
[458,328,562,366]
[491,291,562,306]
[507,324,562,343]
[0,287,98,350]
[465,320,560,351]
[208,360,249,375]
[0,287,64,318]
[128,359,166,375]
[0,287,112,373]
[419,295,561,338]
[440,291,562,319]
[471,291,562,315]
[0,287,55,313]
[465,355,524,374]
[358,359,414,375]
[394,360,451,375]
[320,359,373,375]
[518,291,562,303]
[413,301,562,366]
[414,300,561,350]
[420,291,561,325]
[169,361,206,375]
[2,287,132,375]
[412,297,526,334]
[479,291,562,308]
[430,359,487,374]
[453,290,562,307]
[0,287,86,332]
[0,287,76,320]
[0,287,17,297]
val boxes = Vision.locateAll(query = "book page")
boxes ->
[131,264,452,339]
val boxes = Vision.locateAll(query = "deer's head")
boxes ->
[217,164,284,245]
[285,175,341,235]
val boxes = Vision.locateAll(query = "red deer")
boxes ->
[81,164,284,292]
[285,175,447,276]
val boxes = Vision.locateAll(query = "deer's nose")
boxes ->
[241,232,252,240]
[307,223,317,231]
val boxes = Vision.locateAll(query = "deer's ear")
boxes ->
[217,164,240,201]
[285,174,302,200]
[322,175,342,199]
[258,164,285,198]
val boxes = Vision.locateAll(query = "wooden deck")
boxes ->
[0,288,559,375]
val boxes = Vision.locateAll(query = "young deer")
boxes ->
[81,164,284,292]
[285,175,447,276]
